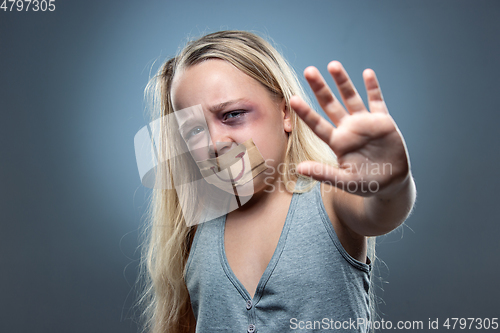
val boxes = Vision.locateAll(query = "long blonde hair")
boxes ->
[137,30,376,333]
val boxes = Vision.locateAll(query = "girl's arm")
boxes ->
[290,61,416,237]
[360,171,416,235]
[326,170,416,237]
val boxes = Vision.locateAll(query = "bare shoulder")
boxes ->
[319,182,368,264]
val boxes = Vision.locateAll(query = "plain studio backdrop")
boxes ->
[1,1,499,332]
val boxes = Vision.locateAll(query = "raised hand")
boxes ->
[290,61,411,198]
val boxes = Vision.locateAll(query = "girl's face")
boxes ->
[170,59,291,195]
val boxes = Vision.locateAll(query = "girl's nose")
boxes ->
[207,127,235,158]
[209,141,235,158]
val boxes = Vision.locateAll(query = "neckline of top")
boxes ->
[218,184,302,302]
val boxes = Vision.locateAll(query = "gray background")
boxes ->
[1,0,499,332]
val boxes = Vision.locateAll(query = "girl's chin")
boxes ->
[233,182,257,198]
[207,179,257,197]
[207,172,270,198]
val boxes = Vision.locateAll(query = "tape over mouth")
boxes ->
[196,138,267,188]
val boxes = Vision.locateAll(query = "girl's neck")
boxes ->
[230,177,296,218]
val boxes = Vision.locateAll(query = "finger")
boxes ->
[296,161,357,184]
[363,68,389,114]
[328,61,367,114]
[303,66,347,126]
[290,96,335,148]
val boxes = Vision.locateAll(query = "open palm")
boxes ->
[290,61,411,197]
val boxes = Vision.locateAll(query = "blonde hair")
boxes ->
[137,30,376,333]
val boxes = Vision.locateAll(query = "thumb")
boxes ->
[296,161,346,183]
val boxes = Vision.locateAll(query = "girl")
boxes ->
[137,30,416,333]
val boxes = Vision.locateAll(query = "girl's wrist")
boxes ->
[373,171,415,203]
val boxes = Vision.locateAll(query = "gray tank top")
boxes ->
[185,179,372,332]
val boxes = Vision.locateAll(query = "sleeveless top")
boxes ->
[185,180,372,332]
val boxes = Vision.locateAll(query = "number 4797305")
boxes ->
[443,318,498,330]
[1,0,56,12]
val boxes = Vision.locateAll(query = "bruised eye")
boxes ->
[184,126,205,140]
[223,110,245,121]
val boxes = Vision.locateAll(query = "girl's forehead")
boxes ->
[171,59,266,111]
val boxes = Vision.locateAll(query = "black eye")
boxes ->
[185,126,205,140]
[223,111,244,121]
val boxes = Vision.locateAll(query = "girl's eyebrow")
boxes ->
[208,98,247,113]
